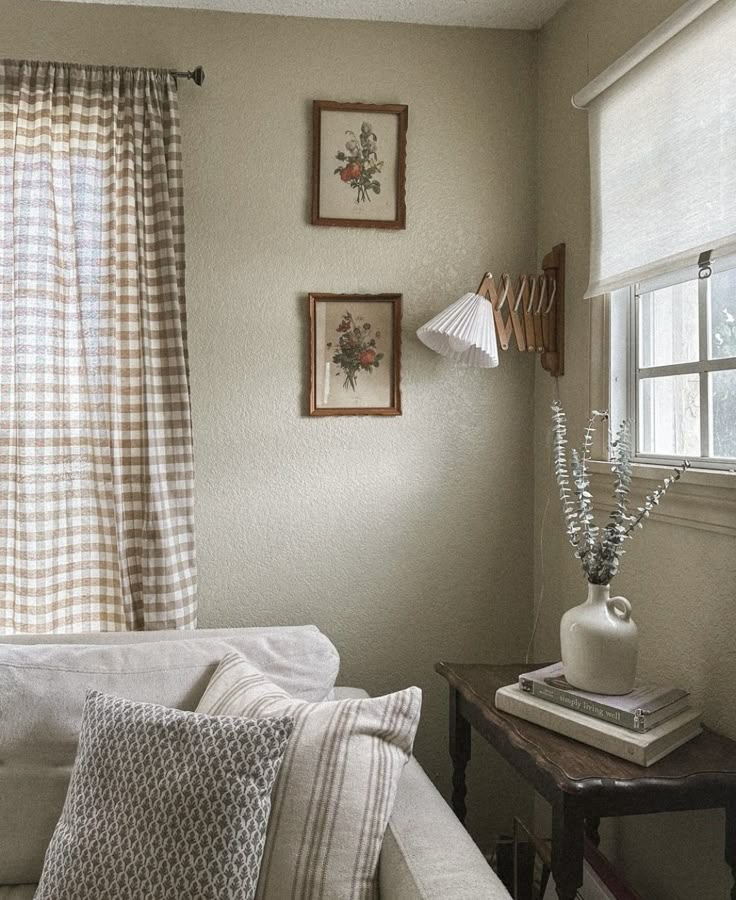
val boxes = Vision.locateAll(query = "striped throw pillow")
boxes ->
[197,652,422,900]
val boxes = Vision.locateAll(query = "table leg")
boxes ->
[585,815,601,848]
[552,797,585,900]
[725,797,736,900]
[449,686,471,823]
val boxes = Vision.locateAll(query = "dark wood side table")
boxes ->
[436,661,736,900]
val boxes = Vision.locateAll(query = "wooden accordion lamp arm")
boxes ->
[475,243,565,377]
[475,272,528,353]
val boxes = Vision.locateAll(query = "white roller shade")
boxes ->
[578,0,736,298]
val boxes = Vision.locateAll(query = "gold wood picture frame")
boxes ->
[311,101,408,229]
[308,294,402,416]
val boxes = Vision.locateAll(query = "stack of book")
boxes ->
[495,663,701,766]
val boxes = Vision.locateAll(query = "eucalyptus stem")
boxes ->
[551,403,689,584]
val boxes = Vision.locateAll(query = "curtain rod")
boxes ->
[571,0,719,109]
[172,66,205,86]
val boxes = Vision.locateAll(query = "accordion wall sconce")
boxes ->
[417,243,565,377]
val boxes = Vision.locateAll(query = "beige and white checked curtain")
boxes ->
[0,60,196,632]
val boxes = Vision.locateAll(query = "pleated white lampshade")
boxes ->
[416,292,499,368]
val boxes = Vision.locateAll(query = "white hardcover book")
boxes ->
[495,684,702,767]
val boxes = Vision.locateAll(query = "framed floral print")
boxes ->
[311,101,408,229]
[308,294,402,416]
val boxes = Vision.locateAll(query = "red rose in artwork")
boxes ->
[359,348,376,366]
[340,162,362,182]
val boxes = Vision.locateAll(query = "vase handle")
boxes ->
[608,596,632,621]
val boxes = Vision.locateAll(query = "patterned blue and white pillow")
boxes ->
[35,690,293,900]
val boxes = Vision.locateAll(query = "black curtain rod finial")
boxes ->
[172,65,205,86]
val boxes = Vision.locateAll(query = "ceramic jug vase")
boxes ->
[560,582,638,695]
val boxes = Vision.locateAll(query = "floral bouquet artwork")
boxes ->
[328,311,384,391]
[309,293,401,416]
[333,122,384,204]
[312,101,407,228]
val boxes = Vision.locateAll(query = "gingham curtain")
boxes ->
[0,60,197,632]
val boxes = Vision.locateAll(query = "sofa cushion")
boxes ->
[197,653,421,900]
[0,626,339,884]
[35,691,293,900]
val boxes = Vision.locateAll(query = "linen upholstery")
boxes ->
[0,626,339,884]
[197,653,422,900]
[0,762,512,900]
[380,759,510,899]
[1,680,509,900]
[332,688,511,900]
[0,59,195,632]
[35,691,293,900]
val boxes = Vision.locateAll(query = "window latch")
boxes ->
[698,249,713,279]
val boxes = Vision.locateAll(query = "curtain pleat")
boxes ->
[0,60,196,632]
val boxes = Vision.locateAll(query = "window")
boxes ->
[609,265,736,471]
[579,2,736,535]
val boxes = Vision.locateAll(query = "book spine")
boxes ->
[498,689,649,765]
[520,677,641,730]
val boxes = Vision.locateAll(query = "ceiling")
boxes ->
[45,0,569,30]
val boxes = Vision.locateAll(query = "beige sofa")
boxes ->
[0,627,510,899]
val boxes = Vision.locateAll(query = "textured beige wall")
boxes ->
[1,0,538,845]
[535,2,736,898]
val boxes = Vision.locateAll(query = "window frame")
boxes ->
[609,273,736,472]
[587,293,736,540]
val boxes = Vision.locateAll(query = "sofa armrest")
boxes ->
[331,687,509,899]
[380,757,511,900]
